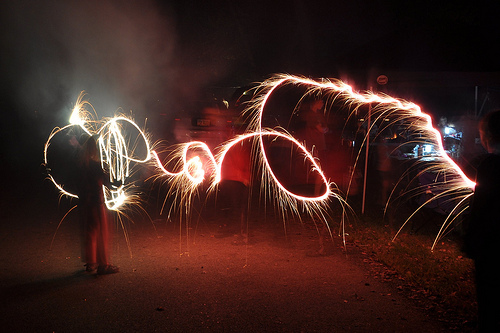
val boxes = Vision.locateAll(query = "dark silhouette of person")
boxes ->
[463,109,500,331]
[75,135,119,275]
[375,132,393,207]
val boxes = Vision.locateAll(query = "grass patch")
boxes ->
[348,215,477,330]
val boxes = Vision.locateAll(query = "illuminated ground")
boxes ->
[0,188,451,333]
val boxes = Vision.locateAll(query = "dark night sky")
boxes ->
[0,0,499,185]
[1,1,499,116]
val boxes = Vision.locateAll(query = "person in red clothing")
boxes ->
[76,135,119,275]
[463,110,500,331]
[217,140,252,243]
[298,97,328,196]
[300,98,328,154]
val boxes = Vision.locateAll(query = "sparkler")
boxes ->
[152,98,343,238]
[46,74,475,251]
[45,93,155,256]
[44,92,152,212]
[226,74,474,249]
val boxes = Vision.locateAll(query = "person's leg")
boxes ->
[82,206,98,272]
[96,205,109,266]
[95,206,119,275]
[84,210,97,264]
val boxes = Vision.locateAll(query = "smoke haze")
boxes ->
[0,0,248,138]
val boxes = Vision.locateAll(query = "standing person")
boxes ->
[463,110,500,331]
[375,133,393,207]
[217,140,251,244]
[76,135,119,275]
[301,98,328,154]
[299,97,328,196]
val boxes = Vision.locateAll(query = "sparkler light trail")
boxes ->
[46,75,475,251]
[236,74,474,249]
[44,92,152,212]
[157,74,472,249]
[151,98,344,239]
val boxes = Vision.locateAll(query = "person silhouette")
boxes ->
[75,135,119,275]
[463,109,500,331]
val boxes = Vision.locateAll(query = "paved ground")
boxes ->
[0,185,452,333]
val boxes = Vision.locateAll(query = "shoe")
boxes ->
[97,264,119,275]
[85,263,98,273]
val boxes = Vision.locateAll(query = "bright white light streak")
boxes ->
[45,96,153,212]
[48,75,477,250]
[153,130,332,204]
[44,124,79,199]
[247,74,475,190]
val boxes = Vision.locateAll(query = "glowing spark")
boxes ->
[151,76,348,244]
[248,75,474,188]
[152,121,336,213]
[47,75,476,251]
[234,74,474,248]
[44,124,80,199]
[44,94,152,212]
[152,74,476,249]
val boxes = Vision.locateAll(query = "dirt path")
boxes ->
[0,201,454,333]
